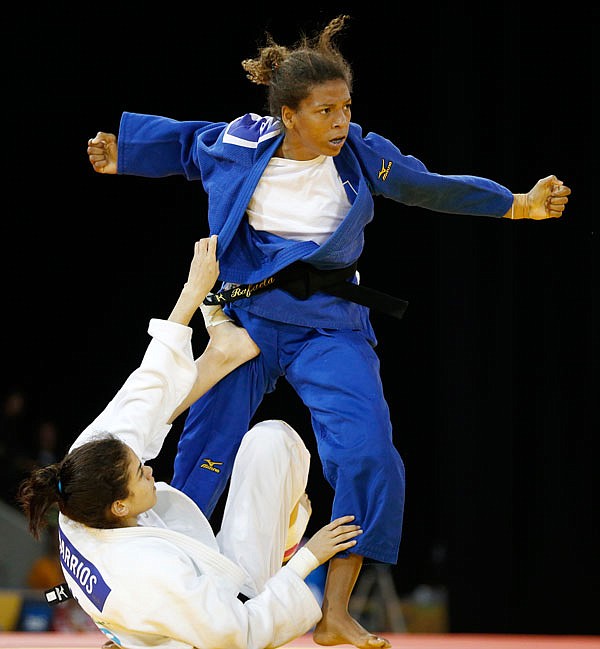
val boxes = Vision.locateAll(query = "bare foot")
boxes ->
[205,313,260,365]
[313,611,391,649]
[167,307,260,423]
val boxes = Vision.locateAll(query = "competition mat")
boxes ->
[0,633,598,649]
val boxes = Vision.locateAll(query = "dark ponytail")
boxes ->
[17,463,61,540]
[17,434,131,536]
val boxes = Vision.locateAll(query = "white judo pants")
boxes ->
[216,419,310,598]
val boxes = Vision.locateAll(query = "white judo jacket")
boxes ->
[58,318,321,649]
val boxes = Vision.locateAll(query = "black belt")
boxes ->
[203,261,408,320]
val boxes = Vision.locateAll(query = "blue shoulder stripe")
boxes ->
[59,525,111,612]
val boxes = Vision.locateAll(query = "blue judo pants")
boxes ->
[171,309,405,564]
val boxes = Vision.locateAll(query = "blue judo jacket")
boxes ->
[117,112,513,331]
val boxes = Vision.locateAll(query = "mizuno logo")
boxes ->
[378,159,392,181]
[200,459,223,473]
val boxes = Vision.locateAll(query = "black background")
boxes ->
[3,1,597,636]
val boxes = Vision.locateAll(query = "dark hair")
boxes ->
[241,14,353,119]
[17,435,131,539]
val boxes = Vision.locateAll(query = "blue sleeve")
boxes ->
[117,112,226,180]
[349,125,513,218]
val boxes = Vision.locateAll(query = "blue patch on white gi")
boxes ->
[58,525,111,612]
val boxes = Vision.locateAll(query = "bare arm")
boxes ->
[167,237,220,327]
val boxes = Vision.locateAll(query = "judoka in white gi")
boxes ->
[17,235,362,649]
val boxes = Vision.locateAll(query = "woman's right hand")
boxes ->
[168,236,220,326]
[303,515,363,564]
[87,132,118,174]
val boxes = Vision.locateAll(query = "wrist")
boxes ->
[285,546,320,580]
[168,290,201,326]
[504,193,529,220]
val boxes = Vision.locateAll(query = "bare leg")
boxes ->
[313,554,391,649]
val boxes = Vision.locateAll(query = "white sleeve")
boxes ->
[106,544,321,649]
[285,547,320,580]
[69,318,197,461]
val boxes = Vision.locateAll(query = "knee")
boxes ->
[245,419,302,448]
[327,436,404,484]
[375,442,404,482]
[243,420,309,466]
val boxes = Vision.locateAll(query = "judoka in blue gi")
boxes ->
[86,14,570,649]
